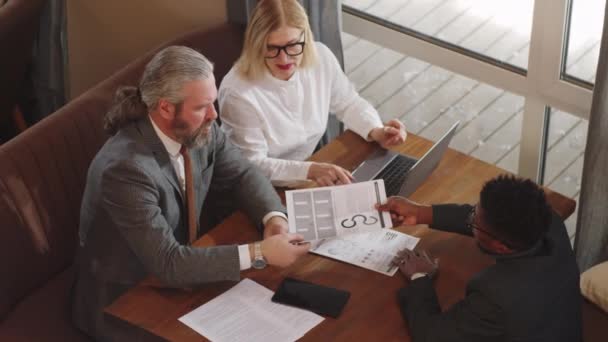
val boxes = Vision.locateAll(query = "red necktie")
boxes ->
[180,145,197,244]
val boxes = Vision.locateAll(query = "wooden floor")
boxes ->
[342,0,599,241]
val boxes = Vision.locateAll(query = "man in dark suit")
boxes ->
[377,175,581,342]
[72,46,310,341]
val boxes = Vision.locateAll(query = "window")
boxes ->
[342,0,595,182]
[342,0,600,240]
[344,33,523,172]
[343,0,534,71]
[564,0,606,85]
[544,109,588,243]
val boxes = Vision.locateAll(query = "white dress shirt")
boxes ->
[219,41,384,184]
[149,117,281,270]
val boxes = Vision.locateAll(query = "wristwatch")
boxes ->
[252,242,267,269]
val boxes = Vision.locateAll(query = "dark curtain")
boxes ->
[0,0,66,143]
[226,0,345,148]
[0,0,44,142]
[574,2,608,272]
[30,0,67,123]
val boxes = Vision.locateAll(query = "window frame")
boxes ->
[342,0,594,181]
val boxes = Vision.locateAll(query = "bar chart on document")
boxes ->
[285,180,392,241]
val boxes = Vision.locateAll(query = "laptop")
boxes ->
[352,121,460,197]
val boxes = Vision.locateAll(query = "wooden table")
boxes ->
[105,131,576,341]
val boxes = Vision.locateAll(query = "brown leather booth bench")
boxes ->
[0,23,244,341]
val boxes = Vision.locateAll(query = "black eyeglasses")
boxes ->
[265,40,305,59]
[466,206,521,250]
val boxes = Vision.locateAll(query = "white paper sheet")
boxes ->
[178,279,324,342]
[309,229,420,276]
[286,180,392,241]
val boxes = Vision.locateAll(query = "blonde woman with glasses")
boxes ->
[219,0,407,187]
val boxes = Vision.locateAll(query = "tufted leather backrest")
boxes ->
[0,23,244,321]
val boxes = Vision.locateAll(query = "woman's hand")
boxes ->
[369,119,407,149]
[307,162,354,187]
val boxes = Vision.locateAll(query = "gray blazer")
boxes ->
[72,117,284,340]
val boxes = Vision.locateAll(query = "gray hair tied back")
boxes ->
[103,86,147,135]
[103,45,214,135]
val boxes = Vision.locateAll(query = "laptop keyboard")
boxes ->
[373,155,417,197]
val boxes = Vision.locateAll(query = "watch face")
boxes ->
[252,258,267,269]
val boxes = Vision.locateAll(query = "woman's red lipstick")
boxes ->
[276,64,293,70]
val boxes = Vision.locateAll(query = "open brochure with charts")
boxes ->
[309,229,420,276]
[286,180,420,275]
[286,180,392,240]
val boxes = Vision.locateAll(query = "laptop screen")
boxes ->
[398,121,459,197]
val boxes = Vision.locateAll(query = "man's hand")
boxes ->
[369,119,407,149]
[375,196,432,227]
[392,248,439,280]
[260,233,310,268]
[263,216,288,239]
[307,162,354,187]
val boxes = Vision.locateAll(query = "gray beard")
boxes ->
[172,112,212,148]
[179,124,211,149]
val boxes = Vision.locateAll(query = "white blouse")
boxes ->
[218,42,383,184]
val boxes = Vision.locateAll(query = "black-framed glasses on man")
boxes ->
[466,205,520,250]
[264,41,305,59]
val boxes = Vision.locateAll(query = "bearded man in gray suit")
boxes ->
[72,46,310,341]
